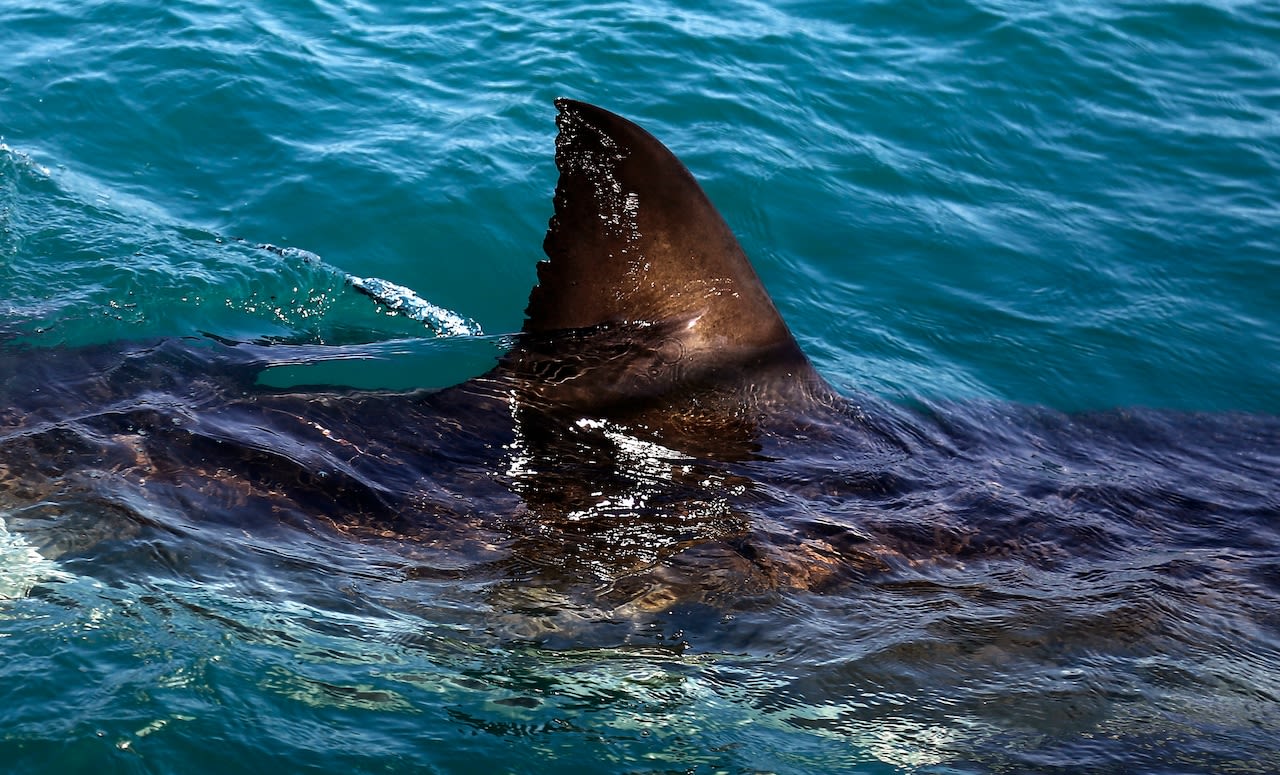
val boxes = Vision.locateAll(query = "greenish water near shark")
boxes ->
[1,1,1278,773]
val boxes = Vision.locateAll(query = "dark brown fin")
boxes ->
[526,99,809,373]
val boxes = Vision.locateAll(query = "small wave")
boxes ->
[0,143,52,178]
[347,276,482,337]
[0,519,73,600]
[258,243,482,338]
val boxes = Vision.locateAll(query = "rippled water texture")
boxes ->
[2,1,1279,773]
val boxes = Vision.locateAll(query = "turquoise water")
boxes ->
[2,1,1279,773]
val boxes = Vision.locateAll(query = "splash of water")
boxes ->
[258,244,482,338]
[0,519,73,600]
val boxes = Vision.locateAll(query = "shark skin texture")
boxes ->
[0,99,1276,624]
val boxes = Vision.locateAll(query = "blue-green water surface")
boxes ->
[2,1,1278,773]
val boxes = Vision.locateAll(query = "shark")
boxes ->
[0,99,1276,621]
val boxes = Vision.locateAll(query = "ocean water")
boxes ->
[2,1,1279,773]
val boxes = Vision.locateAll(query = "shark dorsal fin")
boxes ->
[525,100,804,370]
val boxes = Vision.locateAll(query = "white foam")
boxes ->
[348,274,482,337]
[0,142,52,177]
[258,243,484,338]
[0,518,72,600]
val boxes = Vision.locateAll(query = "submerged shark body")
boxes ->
[0,101,1276,620]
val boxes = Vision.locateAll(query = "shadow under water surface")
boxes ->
[2,101,1278,773]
